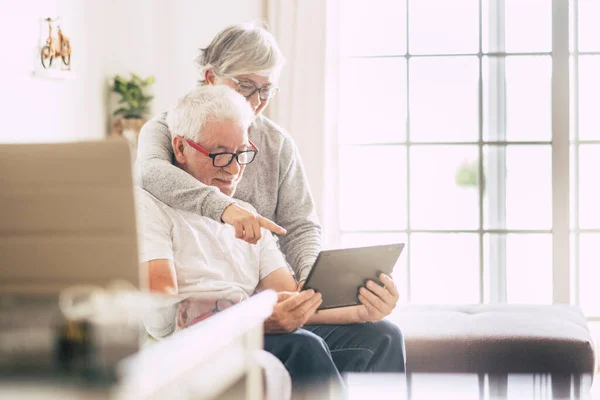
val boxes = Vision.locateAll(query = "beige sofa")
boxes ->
[395,304,595,374]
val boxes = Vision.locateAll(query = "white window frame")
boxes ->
[328,0,582,308]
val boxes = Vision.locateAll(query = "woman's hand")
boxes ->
[355,273,399,322]
[221,203,286,244]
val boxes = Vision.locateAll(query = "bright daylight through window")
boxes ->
[333,0,600,334]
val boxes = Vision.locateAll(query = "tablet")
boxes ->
[303,243,405,310]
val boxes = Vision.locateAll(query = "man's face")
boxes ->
[179,118,248,197]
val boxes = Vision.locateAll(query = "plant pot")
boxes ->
[112,117,146,139]
[112,117,147,161]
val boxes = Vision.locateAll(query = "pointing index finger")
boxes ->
[258,216,287,235]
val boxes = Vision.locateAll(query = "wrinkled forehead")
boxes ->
[199,118,249,148]
[236,71,279,86]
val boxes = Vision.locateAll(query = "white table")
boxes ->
[116,290,277,400]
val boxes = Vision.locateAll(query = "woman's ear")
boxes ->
[172,136,187,164]
[204,69,216,85]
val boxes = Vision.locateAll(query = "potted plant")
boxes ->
[110,73,155,143]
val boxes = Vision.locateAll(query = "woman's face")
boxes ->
[209,71,278,116]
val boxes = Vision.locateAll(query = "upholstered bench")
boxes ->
[393,304,596,374]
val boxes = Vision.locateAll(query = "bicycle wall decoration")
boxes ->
[40,17,71,70]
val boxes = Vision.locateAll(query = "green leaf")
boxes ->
[110,73,155,117]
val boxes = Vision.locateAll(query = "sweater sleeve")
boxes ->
[275,140,322,282]
[135,113,235,222]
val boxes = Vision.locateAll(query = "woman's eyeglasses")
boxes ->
[228,76,279,101]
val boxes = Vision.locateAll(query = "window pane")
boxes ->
[340,233,407,249]
[482,56,552,141]
[482,233,502,303]
[410,146,479,230]
[482,56,504,141]
[480,0,493,53]
[579,234,600,316]
[578,56,600,140]
[506,56,551,141]
[410,233,480,304]
[570,55,576,140]
[505,145,551,229]
[570,145,577,230]
[339,58,407,144]
[579,145,600,229]
[409,0,479,55]
[339,146,407,231]
[409,57,479,142]
[340,0,406,56]
[484,234,552,304]
[578,0,600,52]
[484,146,552,230]
[504,0,552,53]
[484,56,552,142]
[506,234,552,304]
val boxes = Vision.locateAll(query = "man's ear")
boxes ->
[172,136,187,164]
[205,69,216,85]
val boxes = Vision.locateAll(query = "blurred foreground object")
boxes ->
[0,281,144,383]
[0,138,140,383]
[0,138,140,295]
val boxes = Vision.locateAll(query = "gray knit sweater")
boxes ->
[136,112,321,281]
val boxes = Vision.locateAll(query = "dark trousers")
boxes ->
[264,320,405,396]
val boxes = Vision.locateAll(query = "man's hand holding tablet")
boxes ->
[355,273,399,322]
[302,244,405,312]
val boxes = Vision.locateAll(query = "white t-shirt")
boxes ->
[136,188,288,337]
[136,187,287,299]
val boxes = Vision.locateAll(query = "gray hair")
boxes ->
[166,85,255,142]
[196,22,285,83]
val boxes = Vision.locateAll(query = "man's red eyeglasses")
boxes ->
[185,138,258,168]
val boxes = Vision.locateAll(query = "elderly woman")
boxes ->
[136,22,406,387]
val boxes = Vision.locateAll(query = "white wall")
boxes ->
[0,0,328,230]
[266,0,330,235]
[149,0,265,114]
[0,0,109,143]
[0,0,264,143]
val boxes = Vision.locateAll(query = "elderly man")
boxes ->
[136,85,405,396]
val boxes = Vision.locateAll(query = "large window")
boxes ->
[331,0,599,324]
[571,0,600,353]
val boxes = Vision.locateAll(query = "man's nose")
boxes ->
[224,157,241,175]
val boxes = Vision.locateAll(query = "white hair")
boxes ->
[196,21,286,83]
[166,85,255,142]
